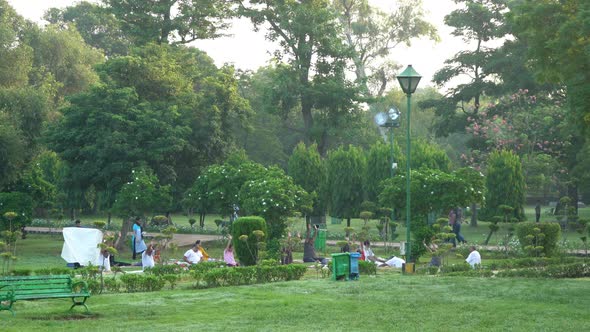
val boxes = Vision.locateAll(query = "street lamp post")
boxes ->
[397,65,421,263]
[374,107,401,228]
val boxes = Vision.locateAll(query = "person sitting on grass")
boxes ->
[376,255,406,268]
[224,236,238,267]
[183,241,203,264]
[465,246,481,268]
[196,240,210,261]
[303,223,327,265]
[142,244,156,270]
[360,240,388,264]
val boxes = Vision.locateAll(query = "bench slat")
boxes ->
[16,292,89,300]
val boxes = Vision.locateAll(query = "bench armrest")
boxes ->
[71,280,90,294]
[0,284,15,301]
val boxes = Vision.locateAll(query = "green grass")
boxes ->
[1,273,589,331]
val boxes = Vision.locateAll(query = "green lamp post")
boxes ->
[397,65,421,263]
[374,107,401,227]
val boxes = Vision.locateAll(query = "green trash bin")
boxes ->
[331,253,350,281]
[314,229,326,252]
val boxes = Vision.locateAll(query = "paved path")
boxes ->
[25,226,401,248]
[22,227,588,254]
[25,226,223,247]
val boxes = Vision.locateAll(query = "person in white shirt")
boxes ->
[142,244,156,270]
[465,246,481,268]
[183,241,203,264]
[380,256,406,268]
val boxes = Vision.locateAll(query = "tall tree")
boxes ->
[481,149,526,221]
[427,0,509,137]
[238,0,360,154]
[25,24,104,98]
[364,140,403,204]
[104,0,233,45]
[44,1,130,56]
[288,142,326,219]
[510,0,590,206]
[325,145,366,228]
[0,0,32,88]
[334,0,437,97]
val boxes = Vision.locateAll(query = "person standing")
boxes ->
[453,208,466,244]
[535,201,542,222]
[132,217,147,260]
[448,209,457,247]
[303,224,326,264]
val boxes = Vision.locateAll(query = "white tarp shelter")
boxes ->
[61,227,103,266]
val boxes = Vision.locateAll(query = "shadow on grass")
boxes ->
[29,312,100,321]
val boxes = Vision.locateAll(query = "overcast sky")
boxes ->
[7,0,465,90]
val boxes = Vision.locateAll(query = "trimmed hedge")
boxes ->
[195,264,307,288]
[515,222,561,257]
[232,216,267,266]
[495,263,590,278]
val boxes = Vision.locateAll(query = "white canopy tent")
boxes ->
[61,227,103,266]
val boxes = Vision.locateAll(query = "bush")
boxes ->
[103,276,121,293]
[443,269,493,277]
[358,260,377,275]
[516,222,561,257]
[119,274,166,292]
[9,269,32,276]
[495,263,590,278]
[231,216,267,266]
[144,264,185,276]
[440,263,472,273]
[199,264,307,288]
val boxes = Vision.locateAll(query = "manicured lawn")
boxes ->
[1,272,589,331]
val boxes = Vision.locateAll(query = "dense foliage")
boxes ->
[515,222,561,257]
[231,216,267,266]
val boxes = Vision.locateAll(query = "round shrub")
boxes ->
[231,216,267,266]
[515,222,561,257]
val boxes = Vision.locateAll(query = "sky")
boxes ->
[6,0,465,90]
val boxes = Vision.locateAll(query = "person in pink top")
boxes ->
[224,235,238,266]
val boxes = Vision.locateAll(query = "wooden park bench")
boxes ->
[0,274,90,316]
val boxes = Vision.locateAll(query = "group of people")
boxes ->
[182,236,238,267]
[359,240,406,267]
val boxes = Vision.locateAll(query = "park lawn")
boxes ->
[0,273,589,331]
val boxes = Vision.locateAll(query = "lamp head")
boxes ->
[397,65,422,94]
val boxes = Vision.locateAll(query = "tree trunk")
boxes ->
[470,203,478,227]
[115,218,133,251]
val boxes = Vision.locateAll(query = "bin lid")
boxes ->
[350,252,361,258]
[331,253,350,257]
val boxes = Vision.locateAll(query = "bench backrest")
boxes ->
[0,275,73,297]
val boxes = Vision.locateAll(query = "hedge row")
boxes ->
[495,263,590,278]
[193,264,307,287]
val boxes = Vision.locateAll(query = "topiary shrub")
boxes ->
[231,216,267,266]
[516,222,561,257]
